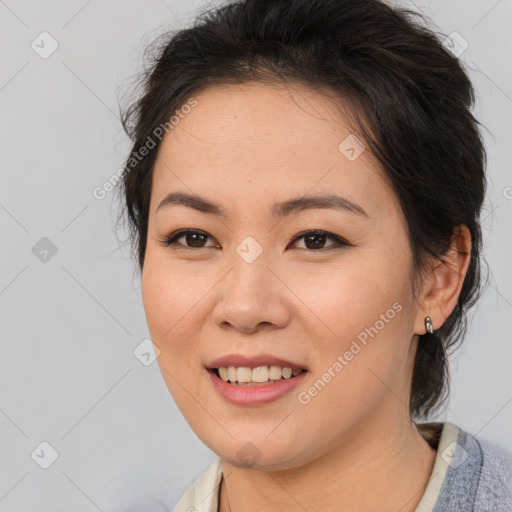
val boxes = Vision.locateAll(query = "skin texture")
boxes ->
[141,82,471,511]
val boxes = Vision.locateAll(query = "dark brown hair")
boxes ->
[116,0,487,420]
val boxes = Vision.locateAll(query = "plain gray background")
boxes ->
[1,0,511,510]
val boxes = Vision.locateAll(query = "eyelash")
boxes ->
[158,228,350,252]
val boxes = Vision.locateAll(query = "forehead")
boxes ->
[162,81,362,157]
[151,82,397,220]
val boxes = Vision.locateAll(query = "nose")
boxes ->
[212,246,291,334]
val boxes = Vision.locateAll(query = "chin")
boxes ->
[200,430,310,471]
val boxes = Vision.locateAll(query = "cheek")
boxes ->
[298,251,415,407]
[141,250,208,340]
[141,257,209,391]
[295,251,410,343]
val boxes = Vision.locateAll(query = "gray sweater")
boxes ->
[431,425,512,511]
[94,422,512,511]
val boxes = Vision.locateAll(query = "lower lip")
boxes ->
[208,369,308,406]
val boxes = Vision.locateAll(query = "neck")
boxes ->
[218,412,437,512]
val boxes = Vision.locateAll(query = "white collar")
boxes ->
[172,422,461,512]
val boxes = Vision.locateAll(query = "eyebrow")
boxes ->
[156,191,368,218]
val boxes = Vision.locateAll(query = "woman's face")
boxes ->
[142,82,423,470]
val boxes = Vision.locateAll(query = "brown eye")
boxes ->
[160,229,218,249]
[289,230,349,251]
[159,228,349,252]
[182,232,208,247]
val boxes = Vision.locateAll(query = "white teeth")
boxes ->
[269,365,283,380]
[218,367,229,381]
[281,367,292,379]
[237,367,252,383]
[252,365,269,382]
[216,365,305,384]
[227,366,237,382]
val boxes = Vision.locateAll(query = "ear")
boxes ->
[414,225,472,334]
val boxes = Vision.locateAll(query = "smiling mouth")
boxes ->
[209,366,308,386]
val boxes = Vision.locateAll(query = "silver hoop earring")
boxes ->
[424,316,434,334]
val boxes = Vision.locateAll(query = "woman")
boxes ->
[116,0,512,510]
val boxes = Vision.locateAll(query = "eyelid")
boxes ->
[158,228,351,251]
[158,228,219,249]
[289,229,350,249]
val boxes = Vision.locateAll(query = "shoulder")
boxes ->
[434,422,512,511]
[172,456,223,512]
[474,434,512,508]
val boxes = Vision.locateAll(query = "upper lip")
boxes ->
[207,354,307,371]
